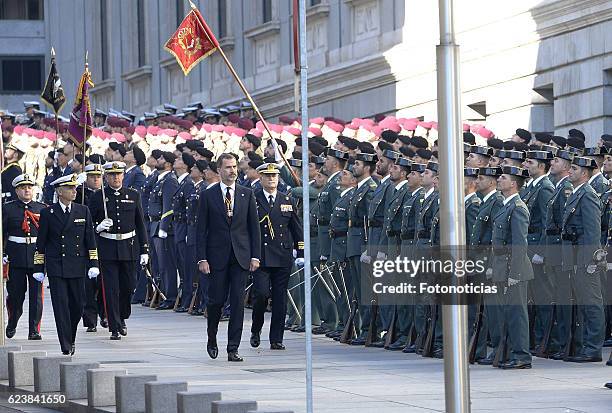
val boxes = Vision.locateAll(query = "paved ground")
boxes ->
[3,291,612,412]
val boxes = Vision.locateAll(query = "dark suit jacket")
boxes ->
[196,183,261,270]
[34,202,98,278]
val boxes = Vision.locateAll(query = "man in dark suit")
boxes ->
[33,174,99,355]
[250,163,303,350]
[88,162,149,340]
[3,174,45,340]
[197,153,261,362]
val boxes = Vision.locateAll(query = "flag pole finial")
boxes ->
[189,0,197,10]
[51,47,56,57]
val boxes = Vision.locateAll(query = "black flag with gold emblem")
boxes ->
[40,48,66,114]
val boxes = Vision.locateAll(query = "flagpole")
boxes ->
[188,1,300,185]
[0,125,5,346]
[50,48,61,152]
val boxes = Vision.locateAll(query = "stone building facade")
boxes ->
[0,0,610,143]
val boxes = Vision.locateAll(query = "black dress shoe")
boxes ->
[500,360,532,369]
[370,339,386,348]
[250,332,261,348]
[220,314,230,321]
[607,359,612,367]
[387,338,408,351]
[270,342,285,350]
[291,326,306,333]
[402,344,417,353]
[110,332,121,340]
[227,352,243,362]
[86,326,97,333]
[119,327,127,336]
[190,309,204,316]
[476,356,494,365]
[100,319,109,328]
[5,327,15,339]
[564,355,602,363]
[603,338,612,347]
[174,306,188,313]
[28,332,42,340]
[549,352,565,360]
[605,382,612,389]
[312,326,331,335]
[70,343,75,355]
[432,348,444,359]
[156,303,173,310]
[62,350,70,355]
[207,340,218,359]
[284,323,294,331]
[350,337,366,346]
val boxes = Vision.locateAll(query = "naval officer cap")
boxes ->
[479,166,503,177]
[103,161,126,173]
[381,149,400,162]
[257,163,282,174]
[584,146,607,157]
[395,157,411,168]
[526,150,554,161]
[326,148,349,160]
[51,174,80,188]
[470,145,493,157]
[12,173,35,188]
[7,140,28,154]
[84,163,103,175]
[464,167,479,177]
[501,165,529,178]
[572,156,598,169]
[355,152,378,163]
[426,161,439,173]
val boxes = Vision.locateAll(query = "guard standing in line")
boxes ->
[33,174,99,355]
[250,163,304,350]
[2,141,26,203]
[3,174,45,340]
[172,153,195,312]
[149,152,179,309]
[561,156,605,362]
[470,166,505,365]
[77,164,106,332]
[521,150,555,353]
[88,162,149,340]
[489,166,533,369]
[346,152,378,345]
[583,146,609,196]
[542,148,574,359]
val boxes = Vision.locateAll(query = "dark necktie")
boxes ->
[225,187,232,217]
[268,194,274,209]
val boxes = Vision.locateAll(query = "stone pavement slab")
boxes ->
[3,293,611,413]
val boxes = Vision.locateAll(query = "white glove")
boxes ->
[292,249,297,258]
[88,267,99,279]
[2,256,8,265]
[33,272,45,282]
[158,229,168,239]
[531,254,544,265]
[360,251,372,264]
[508,277,520,286]
[376,251,387,261]
[320,255,328,261]
[140,254,149,266]
[96,218,113,233]
[586,264,598,274]
[295,258,304,267]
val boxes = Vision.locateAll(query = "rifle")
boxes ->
[528,297,536,351]
[287,289,302,323]
[535,301,556,358]
[188,282,199,314]
[384,306,398,349]
[414,305,429,354]
[365,299,379,346]
[422,304,437,357]
[173,276,183,310]
[492,282,509,367]
[143,264,166,305]
[562,300,578,359]
[340,299,358,343]
[468,297,485,364]
[337,263,353,330]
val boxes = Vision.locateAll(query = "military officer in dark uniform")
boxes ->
[33,174,99,355]
[250,163,304,350]
[76,164,103,206]
[88,162,149,340]
[2,141,26,204]
[3,174,45,340]
[489,166,533,369]
[561,156,605,362]
[172,153,195,312]
[148,152,179,309]
[186,160,208,315]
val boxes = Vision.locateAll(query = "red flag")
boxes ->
[164,7,219,76]
[67,69,94,147]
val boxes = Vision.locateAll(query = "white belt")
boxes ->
[100,231,136,241]
[8,236,37,244]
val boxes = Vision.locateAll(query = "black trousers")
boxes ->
[48,276,85,353]
[6,267,43,335]
[206,248,248,352]
[251,266,291,343]
[82,276,105,328]
[99,260,137,333]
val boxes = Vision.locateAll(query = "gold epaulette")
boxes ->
[34,252,44,265]
[88,249,98,260]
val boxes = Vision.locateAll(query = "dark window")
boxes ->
[0,0,44,20]
[0,57,43,93]
[137,0,146,67]
[218,0,227,38]
[311,0,321,5]
[175,0,184,27]
[263,0,272,23]
[100,0,109,79]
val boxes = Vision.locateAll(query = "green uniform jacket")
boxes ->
[317,172,342,258]
[329,188,354,262]
[347,177,377,258]
[366,176,394,257]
